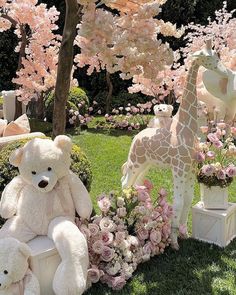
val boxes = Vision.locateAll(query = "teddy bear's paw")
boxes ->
[53,261,87,295]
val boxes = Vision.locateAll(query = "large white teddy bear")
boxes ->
[148,104,173,129]
[0,136,93,295]
[0,237,40,295]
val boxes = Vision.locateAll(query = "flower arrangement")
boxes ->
[77,181,172,290]
[196,122,236,188]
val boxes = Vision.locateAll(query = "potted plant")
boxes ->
[196,123,236,210]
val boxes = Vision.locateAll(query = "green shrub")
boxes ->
[29,118,53,134]
[44,87,89,125]
[0,137,93,196]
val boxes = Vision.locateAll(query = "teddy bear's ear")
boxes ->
[54,135,72,153]
[18,242,31,259]
[9,147,24,167]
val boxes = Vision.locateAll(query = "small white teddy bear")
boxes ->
[148,104,173,129]
[0,237,40,295]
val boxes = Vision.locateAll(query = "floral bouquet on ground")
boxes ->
[77,181,172,290]
[196,122,236,188]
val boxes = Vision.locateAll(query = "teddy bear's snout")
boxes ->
[38,180,49,188]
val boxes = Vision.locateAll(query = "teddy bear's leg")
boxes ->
[48,216,89,295]
[0,216,36,242]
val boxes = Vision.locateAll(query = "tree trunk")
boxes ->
[36,93,45,120]
[52,0,81,137]
[14,24,27,119]
[105,71,113,114]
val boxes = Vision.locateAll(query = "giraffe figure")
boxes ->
[121,40,228,249]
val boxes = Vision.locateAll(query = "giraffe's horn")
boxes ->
[206,39,212,50]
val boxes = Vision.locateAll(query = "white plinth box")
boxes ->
[192,202,236,247]
[28,236,61,295]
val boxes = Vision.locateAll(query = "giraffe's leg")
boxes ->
[121,163,145,188]
[179,171,195,239]
[170,171,185,250]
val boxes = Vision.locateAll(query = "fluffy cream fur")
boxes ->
[148,104,173,129]
[0,136,93,295]
[0,238,40,295]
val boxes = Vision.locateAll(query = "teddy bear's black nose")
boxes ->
[159,109,162,112]
[38,180,49,188]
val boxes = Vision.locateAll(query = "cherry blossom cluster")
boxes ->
[0,0,61,103]
[196,120,236,187]
[77,181,172,290]
[75,0,183,86]
[130,2,236,99]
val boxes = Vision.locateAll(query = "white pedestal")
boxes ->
[2,90,26,121]
[192,202,236,247]
[28,236,61,295]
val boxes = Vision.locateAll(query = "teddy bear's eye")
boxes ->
[32,171,36,175]
[48,167,52,171]
[3,270,8,275]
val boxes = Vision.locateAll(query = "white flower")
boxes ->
[99,217,115,232]
[106,261,121,276]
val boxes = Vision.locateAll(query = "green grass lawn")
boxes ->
[72,128,236,295]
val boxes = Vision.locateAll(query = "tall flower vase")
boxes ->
[200,184,228,210]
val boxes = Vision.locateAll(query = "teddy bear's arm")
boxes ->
[68,171,93,220]
[24,270,40,295]
[0,176,25,219]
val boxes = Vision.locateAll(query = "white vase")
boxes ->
[200,183,228,210]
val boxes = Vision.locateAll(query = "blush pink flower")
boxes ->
[207,133,219,143]
[226,165,236,177]
[231,127,236,135]
[114,231,126,245]
[88,224,99,236]
[88,266,101,283]
[117,207,127,217]
[201,164,215,177]
[158,188,168,197]
[213,140,223,149]
[143,179,154,192]
[101,231,114,245]
[136,227,149,240]
[200,126,209,134]
[195,152,205,163]
[100,217,115,232]
[101,246,115,262]
[206,151,215,160]
[150,230,162,245]
[111,276,126,290]
[98,196,111,213]
[92,240,104,254]
[216,169,226,180]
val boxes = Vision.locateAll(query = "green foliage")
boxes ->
[44,87,89,124]
[0,137,92,196]
[29,118,53,134]
[0,96,3,108]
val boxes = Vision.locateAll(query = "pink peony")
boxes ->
[195,152,205,163]
[88,266,101,283]
[98,196,111,213]
[101,231,114,245]
[150,230,162,245]
[206,151,215,160]
[216,169,226,180]
[136,227,149,240]
[207,133,219,143]
[92,240,104,254]
[100,217,115,232]
[111,276,126,290]
[201,164,215,177]
[88,224,99,236]
[101,246,115,262]
[226,165,236,177]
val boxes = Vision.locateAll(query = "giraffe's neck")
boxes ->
[177,60,199,130]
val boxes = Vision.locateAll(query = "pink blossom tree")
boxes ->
[0,0,60,119]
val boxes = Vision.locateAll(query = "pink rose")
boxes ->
[137,227,149,240]
[206,151,215,160]
[195,152,205,163]
[88,224,99,236]
[226,165,236,177]
[216,169,226,180]
[111,276,126,290]
[201,164,215,176]
[142,242,152,256]
[99,217,115,232]
[101,246,115,262]
[101,231,113,245]
[115,231,126,245]
[98,196,111,213]
[88,266,101,283]
[150,230,162,245]
[92,240,104,254]
[207,133,219,143]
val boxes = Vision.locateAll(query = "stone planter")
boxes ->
[200,183,228,210]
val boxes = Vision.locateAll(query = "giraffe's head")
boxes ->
[192,40,228,77]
